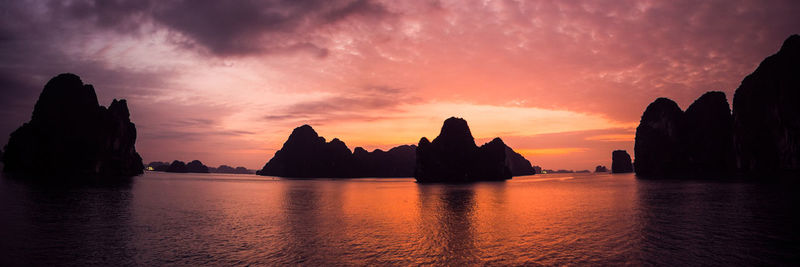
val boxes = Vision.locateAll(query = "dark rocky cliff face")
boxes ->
[257,125,355,178]
[414,117,512,183]
[634,98,686,177]
[684,91,735,174]
[634,92,736,177]
[611,150,634,173]
[733,34,800,174]
[2,73,144,176]
[505,145,537,176]
[634,35,800,178]
[353,145,417,178]
[257,125,417,178]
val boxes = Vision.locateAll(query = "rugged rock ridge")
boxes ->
[634,98,686,176]
[414,117,513,183]
[634,34,800,177]
[733,34,800,174]
[256,125,355,178]
[211,165,252,174]
[611,150,634,173]
[256,125,418,178]
[257,120,537,180]
[505,146,537,176]
[634,92,734,177]
[684,92,736,174]
[353,145,417,178]
[2,73,144,176]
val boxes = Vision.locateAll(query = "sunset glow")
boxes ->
[1,0,798,170]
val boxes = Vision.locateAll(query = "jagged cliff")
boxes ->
[2,73,144,176]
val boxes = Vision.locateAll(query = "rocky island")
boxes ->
[257,119,536,180]
[257,125,418,178]
[2,73,144,176]
[634,34,799,178]
[414,117,512,183]
[611,150,634,173]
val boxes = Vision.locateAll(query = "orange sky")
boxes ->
[1,0,799,170]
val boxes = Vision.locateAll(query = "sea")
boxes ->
[0,171,797,266]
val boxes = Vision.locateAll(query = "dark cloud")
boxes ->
[35,0,393,56]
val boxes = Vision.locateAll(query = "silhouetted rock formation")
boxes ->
[1,73,144,176]
[633,35,800,178]
[212,165,253,174]
[684,91,736,174]
[163,160,209,173]
[595,165,608,173]
[257,122,535,179]
[185,160,209,173]
[166,160,188,173]
[414,117,512,183]
[733,34,800,175]
[634,98,685,176]
[256,125,418,178]
[353,145,417,177]
[612,150,634,173]
[504,146,537,176]
[257,125,356,178]
[634,92,736,177]
[147,161,170,172]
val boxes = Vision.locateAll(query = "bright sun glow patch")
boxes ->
[584,134,635,142]
[515,148,589,156]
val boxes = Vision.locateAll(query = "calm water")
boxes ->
[0,171,798,266]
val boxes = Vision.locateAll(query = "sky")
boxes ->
[1,0,798,170]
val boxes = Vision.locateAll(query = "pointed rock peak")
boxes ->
[289,124,319,139]
[488,137,506,145]
[436,117,476,146]
[643,97,683,117]
[686,91,730,115]
[779,34,800,55]
[419,137,430,146]
[353,147,368,154]
[46,73,83,88]
[32,73,100,123]
[109,99,130,118]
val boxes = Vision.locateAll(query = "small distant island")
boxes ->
[147,161,253,174]
[594,165,608,173]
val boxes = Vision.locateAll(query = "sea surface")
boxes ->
[0,171,798,266]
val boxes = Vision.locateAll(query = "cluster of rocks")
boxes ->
[256,125,420,178]
[594,165,608,173]
[414,117,512,182]
[257,118,538,181]
[634,35,800,177]
[148,161,252,174]
[147,160,210,173]
[211,165,252,174]
[1,74,144,176]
